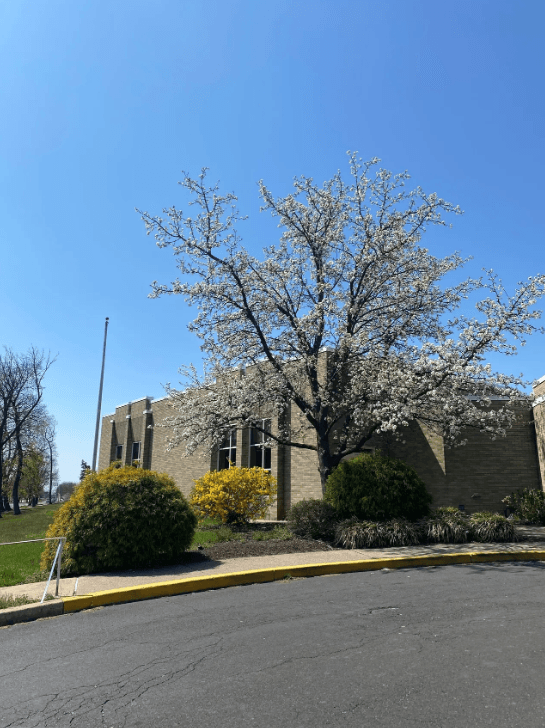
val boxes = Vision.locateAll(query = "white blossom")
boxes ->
[138,154,545,491]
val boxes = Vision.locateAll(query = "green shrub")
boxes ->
[469,512,519,543]
[286,499,339,541]
[502,488,545,525]
[325,453,432,522]
[421,506,470,544]
[41,464,197,575]
[334,517,422,549]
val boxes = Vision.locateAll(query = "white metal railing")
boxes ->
[0,537,66,603]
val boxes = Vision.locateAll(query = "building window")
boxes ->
[217,429,237,470]
[132,441,141,463]
[115,444,122,460]
[341,447,374,464]
[249,419,272,471]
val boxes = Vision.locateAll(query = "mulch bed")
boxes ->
[200,537,338,561]
[191,521,339,561]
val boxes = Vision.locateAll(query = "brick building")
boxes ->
[99,373,545,519]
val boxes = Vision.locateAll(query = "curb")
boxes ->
[0,600,64,628]
[61,549,545,612]
[3,549,545,626]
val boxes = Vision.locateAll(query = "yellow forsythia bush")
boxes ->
[190,467,277,524]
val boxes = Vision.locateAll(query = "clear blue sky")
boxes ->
[1,0,543,483]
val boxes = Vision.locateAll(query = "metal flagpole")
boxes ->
[92,317,109,472]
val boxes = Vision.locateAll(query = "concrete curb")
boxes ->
[62,548,545,611]
[0,600,64,628]
[2,549,545,626]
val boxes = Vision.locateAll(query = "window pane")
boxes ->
[219,447,236,470]
[132,442,140,461]
[218,450,230,470]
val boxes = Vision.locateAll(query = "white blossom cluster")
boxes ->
[138,154,545,488]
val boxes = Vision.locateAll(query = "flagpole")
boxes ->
[92,317,109,472]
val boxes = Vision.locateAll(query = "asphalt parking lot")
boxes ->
[2,561,545,727]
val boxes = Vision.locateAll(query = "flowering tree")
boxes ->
[139,154,545,492]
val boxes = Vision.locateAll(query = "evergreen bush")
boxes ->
[41,464,197,575]
[325,453,432,521]
[502,488,545,525]
[286,499,339,541]
[190,466,276,525]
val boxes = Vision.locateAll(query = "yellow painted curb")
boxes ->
[61,549,545,613]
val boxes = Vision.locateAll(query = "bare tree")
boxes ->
[139,156,545,491]
[35,413,58,504]
[0,348,56,514]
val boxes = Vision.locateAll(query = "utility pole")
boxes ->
[92,317,109,472]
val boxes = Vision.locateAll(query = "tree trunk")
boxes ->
[0,447,4,517]
[316,433,337,496]
[48,441,53,504]
[11,432,23,516]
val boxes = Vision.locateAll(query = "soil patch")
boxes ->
[201,537,338,561]
[193,521,339,561]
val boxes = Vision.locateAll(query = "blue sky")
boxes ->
[1,0,543,483]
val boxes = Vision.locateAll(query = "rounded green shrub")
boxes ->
[325,453,432,522]
[502,488,545,525]
[41,464,197,575]
[286,499,339,541]
[469,511,519,543]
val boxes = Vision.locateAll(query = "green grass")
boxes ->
[191,524,246,548]
[191,521,293,547]
[0,504,62,587]
[252,526,292,541]
[0,593,54,610]
[1,508,293,586]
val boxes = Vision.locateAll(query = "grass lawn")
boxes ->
[0,504,62,588]
[0,508,293,588]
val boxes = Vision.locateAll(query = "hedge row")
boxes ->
[287,500,519,547]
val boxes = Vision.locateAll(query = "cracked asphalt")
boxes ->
[2,561,545,727]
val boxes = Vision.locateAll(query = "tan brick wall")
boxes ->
[97,370,545,519]
[532,376,545,490]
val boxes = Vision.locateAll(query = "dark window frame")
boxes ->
[217,429,237,470]
[249,419,272,471]
[131,441,141,463]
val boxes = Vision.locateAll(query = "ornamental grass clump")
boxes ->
[41,464,197,576]
[502,488,545,525]
[286,499,339,541]
[422,506,470,544]
[334,517,421,549]
[325,453,432,522]
[469,512,519,543]
[190,466,276,525]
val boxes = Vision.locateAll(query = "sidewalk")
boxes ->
[2,526,545,626]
